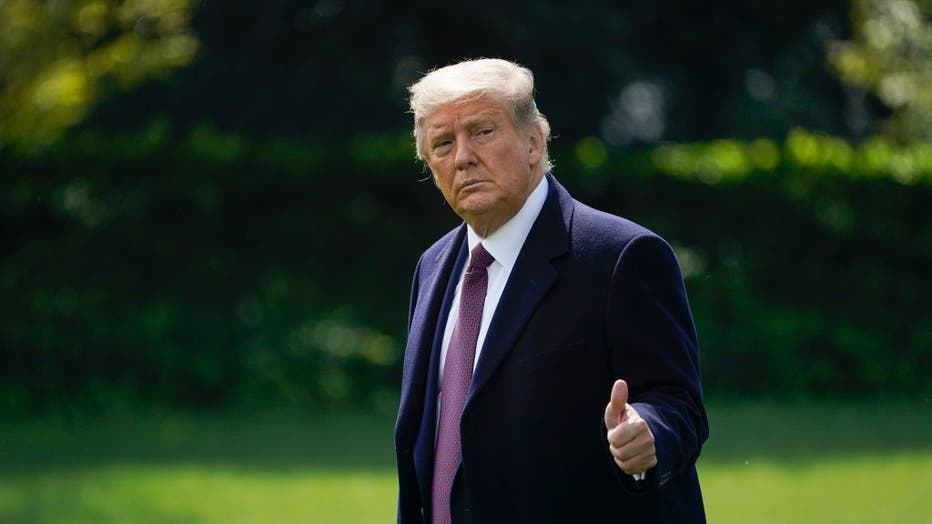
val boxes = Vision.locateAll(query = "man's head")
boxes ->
[409,59,552,170]
[408,58,552,237]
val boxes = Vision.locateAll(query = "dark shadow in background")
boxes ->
[2,400,930,477]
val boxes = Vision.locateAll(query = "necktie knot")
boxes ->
[467,243,494,273]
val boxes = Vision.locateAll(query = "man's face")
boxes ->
[423,95,543,237]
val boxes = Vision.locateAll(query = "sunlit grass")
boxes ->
[1,400,929,523]
[1,466,396,523]
[2,457,929,523]
[701,454,931,523]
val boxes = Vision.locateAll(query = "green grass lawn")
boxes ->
[1,400,929,523]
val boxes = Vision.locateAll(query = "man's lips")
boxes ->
[458,179,487,192]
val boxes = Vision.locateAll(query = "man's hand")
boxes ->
[604,379,657,475]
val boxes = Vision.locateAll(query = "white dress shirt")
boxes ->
[437,176,549,383]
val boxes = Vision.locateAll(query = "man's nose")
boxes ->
[453,137,477,170]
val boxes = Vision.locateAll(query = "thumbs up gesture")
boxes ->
[604,379,657,475]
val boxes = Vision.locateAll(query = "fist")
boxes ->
[604,379,657,475]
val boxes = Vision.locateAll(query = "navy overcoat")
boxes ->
[395,174,708,523]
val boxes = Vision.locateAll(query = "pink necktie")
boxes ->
[432,243,494,524]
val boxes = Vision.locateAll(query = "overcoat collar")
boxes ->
[466,172,573,406]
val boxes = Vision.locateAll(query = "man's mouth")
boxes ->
[459,179,486,192]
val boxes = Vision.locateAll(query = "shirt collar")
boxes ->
[466,175,549,272]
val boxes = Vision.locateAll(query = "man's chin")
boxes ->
[454,196,495,217]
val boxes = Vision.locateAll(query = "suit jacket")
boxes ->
[395,174,708,523]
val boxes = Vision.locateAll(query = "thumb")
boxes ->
[604,379,629,430]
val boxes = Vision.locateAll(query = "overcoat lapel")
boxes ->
[396,225,466,447]
[467,175,573,406]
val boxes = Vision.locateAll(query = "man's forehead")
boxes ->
[424,97,510,129]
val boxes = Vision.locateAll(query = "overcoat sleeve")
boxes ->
[606,233,708,489]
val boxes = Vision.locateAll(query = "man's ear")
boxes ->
[527,128,544,167]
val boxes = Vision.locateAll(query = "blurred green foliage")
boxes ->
[829,0,932,141]
[1,0,930,414]
[0,0,198,147]
[2,124,930,414]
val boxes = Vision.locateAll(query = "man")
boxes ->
[395,58,708,523]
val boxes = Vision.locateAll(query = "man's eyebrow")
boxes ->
[426,127,452,141]
[462,112,499,126]
[426,111,501,138]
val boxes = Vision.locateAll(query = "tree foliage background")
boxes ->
[2,0,930,415]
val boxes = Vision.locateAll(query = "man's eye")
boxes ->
[478,128,493,136]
